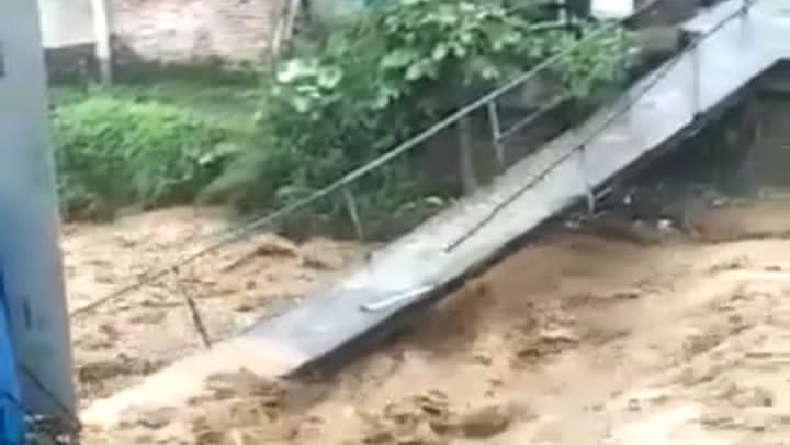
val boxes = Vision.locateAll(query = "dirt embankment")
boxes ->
[76,200,790,445]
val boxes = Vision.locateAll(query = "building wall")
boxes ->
[40,0,288,83]
[112,0,285,62]
[39,0,286,64]
[37,0,95,48]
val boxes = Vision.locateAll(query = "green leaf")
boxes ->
[212,0,633,236]
[468,57,500,81]
[381,49,419,69]
[431,43,449,61]
[405,60,435,81]
[289,95,312,113]
[317,66,343,89]
[480,65,500,81]
[276,59,316,84]
[433,4,459,25]
[450,42,468,58]
[458,30,474,45]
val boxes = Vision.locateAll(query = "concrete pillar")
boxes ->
[0,0,77,423]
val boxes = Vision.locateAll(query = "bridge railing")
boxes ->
[223,0,753,249]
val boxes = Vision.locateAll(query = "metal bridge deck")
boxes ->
[239,0,790,374]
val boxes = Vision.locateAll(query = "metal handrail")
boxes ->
[70,0,731,318]
[363,0,755,313]
[444,0,753,251]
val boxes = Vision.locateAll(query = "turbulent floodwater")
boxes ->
[72,201,790,445]
[63,207,365,405]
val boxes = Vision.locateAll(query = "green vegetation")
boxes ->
[51,0,631,238]
[51,84,258,219]
[205,0,630,238]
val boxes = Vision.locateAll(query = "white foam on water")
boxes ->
[80,337,306,427]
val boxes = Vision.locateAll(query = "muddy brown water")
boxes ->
[73,200,790,445]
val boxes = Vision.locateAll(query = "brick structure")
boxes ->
[112,0,286,62]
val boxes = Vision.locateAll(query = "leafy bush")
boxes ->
[53,95,244,219]
[205,0,631,239]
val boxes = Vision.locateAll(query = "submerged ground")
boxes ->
[70,199,790,445]
[64,206,366,404]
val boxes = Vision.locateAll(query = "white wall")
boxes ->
[590,0,636,19]
[37,0,96,48]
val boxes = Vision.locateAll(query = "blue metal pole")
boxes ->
[0,271,24,445]
[0,0,77,423]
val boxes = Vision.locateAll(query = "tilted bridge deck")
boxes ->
[243,0,790,375]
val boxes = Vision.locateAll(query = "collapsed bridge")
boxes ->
[250,0,790,375]
[76,0,790,422]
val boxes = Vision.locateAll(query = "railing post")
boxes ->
[741,0,750,15]
[487,101,506,170]
[619,26,631,86]
[458,114,478,193]
[171,266,211,349]
[690,40,701,120]
[740,0,752,45]
[342,186,365,241]
[576,144,595,214]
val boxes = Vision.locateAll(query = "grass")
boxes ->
[49,80,263,137]
[49,80,263,219]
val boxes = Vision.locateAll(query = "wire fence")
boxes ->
[64,0,755,406]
